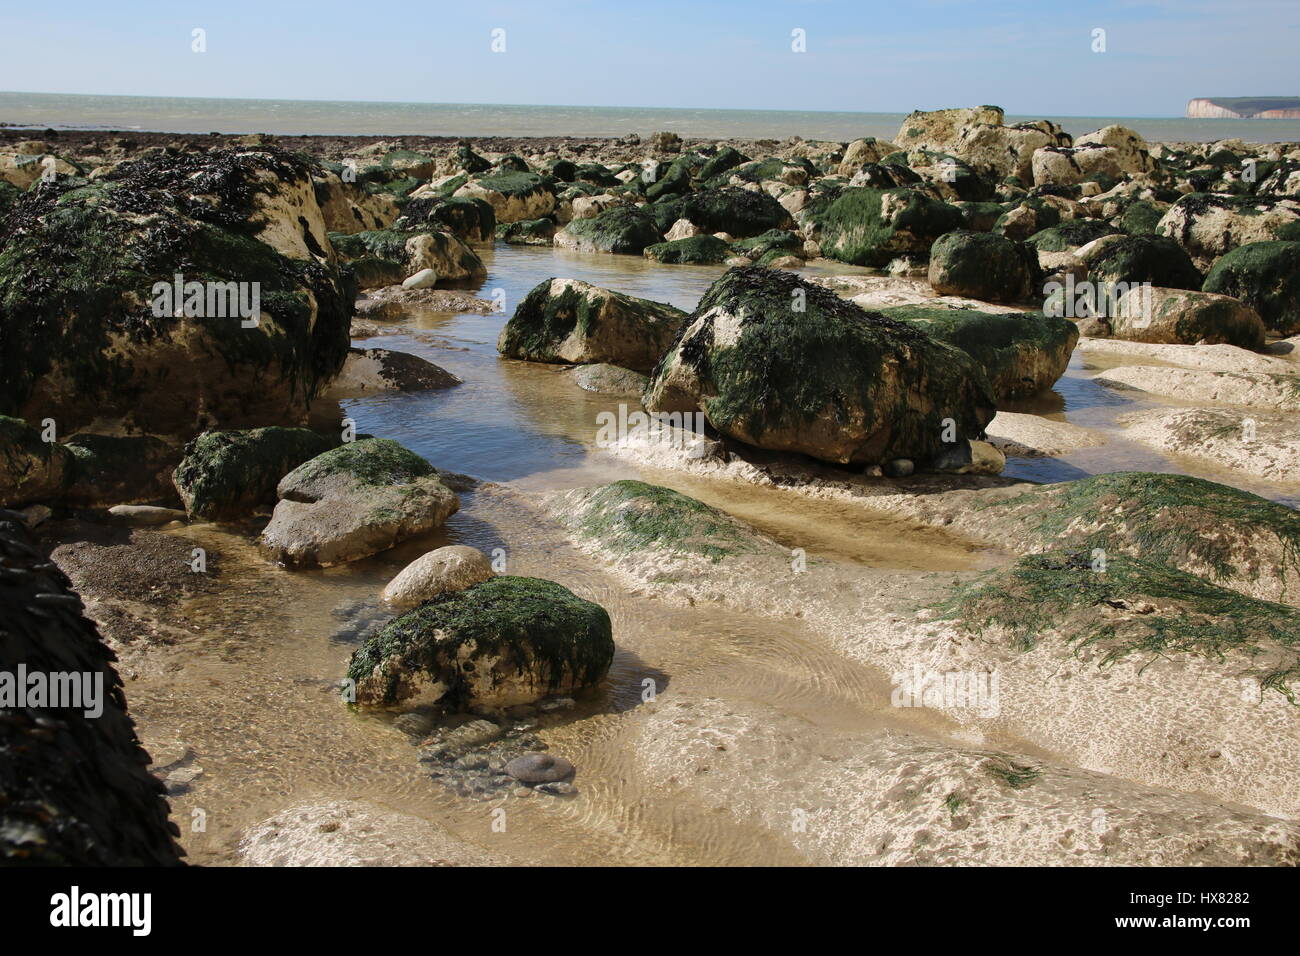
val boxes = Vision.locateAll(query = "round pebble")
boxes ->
[505,752,575,784]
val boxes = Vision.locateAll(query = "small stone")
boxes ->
[107,504,187,526]
[402,268,438,290]
[537,697,575,713]
[394,712,435,737]
[17,504,52,527]
[506,752,576,784]
[883,458,914,478]
[536,781,576,796]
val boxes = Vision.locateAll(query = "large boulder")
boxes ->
[644,266,996,466]
[1157,193,1300,271]
[1202,240,1300,335]
[454,171,555,223]
[395,195,496,243]
[927,231,1039,303]
[879,305,1077,399]
[553,206,662,255]
[329,228,486,290]
[836,138,896,176]
[1103,287,1266,347]
[62,434,178,506]
[259,438,459,567]
[894,107,1070,182]
[651,186,791,238]
[312,169,399,234]
[347,575,614,710]
[498,278,687,374]
[0,147,354,438]
[0,513,185,865]
[894,106,1007,154]
[813,187,963,267]
[1083,235,1203,290]
[172,426,337,521]
[643,235,731,264]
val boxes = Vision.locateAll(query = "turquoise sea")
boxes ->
[4,91,1299,143]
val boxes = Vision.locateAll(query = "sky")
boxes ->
[0,0,1296,117]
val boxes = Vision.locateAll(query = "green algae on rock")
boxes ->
[1201,240,1300,335]
[173,426,338,521]
[1026,219,1121,252]
[927,230,1040,303]
[878,305,1076,399]
[329,227,486,288]
[396,195,496,243]
[643,234,730,264]
[812,187,963,267]
[259,437,458,567]
[498,277,687,373]
[1084,235,1203,290]
[937,548,1300,702]
[651,186,791,239]
[347,575,614,710]
[554,205,662,254]
[645,266,996,466]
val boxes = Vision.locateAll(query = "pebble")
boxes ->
[506,752,576,784]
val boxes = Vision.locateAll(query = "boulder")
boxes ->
[836,138,896,176]
[1105,287,1266,347]
[0,147,353,438]
[643,235,730,264]
[568,363,650,395]
[381,544,495,608]
[395,195,496,243]
[993,196,1062,241]
[329,228,486,290]
[496,218,556,245]
[927,231,1039,303]
[553,206,662,255]
[347,575,614,710]
[320,347,460,399]
[813,187,964,267]
[879,305,1077,399]
[312,170,399,234]
[644,266,996,466]
[63,434,178,506]
[172,426,337,521]
[1157,194,1300,271]
[1202,240,1300,335]
[1083,235,1203,290]
[651,186,791,238]
[0,415,75,507]
[454,171,556,222]
[498,278,687,374]
[1026,219,1121,253]
[259,438,458,567]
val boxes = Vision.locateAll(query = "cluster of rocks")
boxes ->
[407,713,578,799]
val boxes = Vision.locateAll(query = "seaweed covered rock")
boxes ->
[1102,286,1266,347]
[644,266,996,465]
[0,147,354,438]
[927,231,1039,303]
[643,235,730,264]
[396,195,496,243]
[0,512,185,864]
[1026,218,1121,253]
[1157,193,1300,271]
[940,548,1300,702]
[993,196,1062,241]
[651,186,791,239]
[259,438,458,567]
[454,171,555,223]
[0,415,75,507]
[498,278,687,373]
[347,575,613,710]
[1031,143,1151,187]
[329,228,485,289]
[554,205,662,254]
[495,217,556,245]
[172,426,338,521]
[1201,240,1300,335]
[1083,235,1203,290]
[879,305,1076,399]
[812,187,963,267]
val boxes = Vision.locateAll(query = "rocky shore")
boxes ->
[3,105,1299,866]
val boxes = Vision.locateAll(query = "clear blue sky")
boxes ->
[1,0,1294,117]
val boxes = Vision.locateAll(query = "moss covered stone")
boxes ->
[560,480,767,563]
[695,146,750,184]
[938,548,1300,702]
[260,437,458,567]
[643,234,730,264]
[927,231,1039,303]
[651,186,790,239]
[1086,235,1203,290]
[813,187,963,267]
[396,196,496,243]
[329,227,485,288]
[495,217,556,245]
[455,171,556,222]
[554,205,662,255]
[347,575,614,710]
[172,426,337,521]
[1027,219,1121,252]
[645,266,996,465]
[1201,240,1300,335]
[879,304,1076,399]
[993,197,1062,242]
[498,277,686,373]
